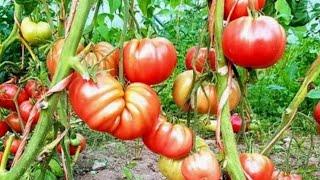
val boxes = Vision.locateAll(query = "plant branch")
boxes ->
[0,135,14,171]
[214,0,246,179]
[261,55,320,155]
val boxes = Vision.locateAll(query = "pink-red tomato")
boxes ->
[24,79,47,99]
[57,133,86,155]
[68,72,161,140]
[240,153,274,180]
[313,102,320,125]
[19,100,40,125]
[84,42,120,77]
[0,121,9,137]
[0,84,29,111]
[223,16,286,69]
[124,37,177,85]
[181,150,221,180]
[231,113,242,133]
[185,47,216,72]
[143,115,193,159]
[272,171,302,180]
[224,0,266,21]
[4,112,23,133]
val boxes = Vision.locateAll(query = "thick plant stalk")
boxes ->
[0,0,94,179]
[214,0,246,179]
[261,55,320,155]
[0,3,22,61]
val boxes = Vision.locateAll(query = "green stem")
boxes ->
[0,135,14,171]
[62,135,73,180]
[214,0,246,179]
[261,55,320,155]
[118,0,129,84]
[87,0,102,40]
[0,3,22,61]
[0,1,94,179]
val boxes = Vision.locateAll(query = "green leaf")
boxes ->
[96,25,109,41]
[96,13,107,26]
[307,89,320,99]
[109,0,121,14]
[275,0,292,25]
[137,0,152,17]
[286,0,310,26]
[170,0,180,8]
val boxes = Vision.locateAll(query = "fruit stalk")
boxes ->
[0,135,14,171]
[214,0,246,179]
[261,55,320,155]
[0,0,94,179]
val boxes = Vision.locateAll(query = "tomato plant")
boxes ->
[84,42,120,76]
[20,17,52,45]
[0,83,29,111]
[143,115,193,159]
[0,121,9,137]
[123,37,177,85]
[240,153,274,180]
[57,133,86,155]
[68,72,161,140]
[222,16,286,68]
[185,46,216,72]
[224,0,266,21]
[181,150,221,180]
[4,112,23,133]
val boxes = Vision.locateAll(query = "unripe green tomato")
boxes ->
[158,156,184,180]
[21,17,52,45]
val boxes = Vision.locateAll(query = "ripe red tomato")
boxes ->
[223,16,286,68]
[57,134,86,155]
[0,121,9,137]
[185,47,216,72]
[124,37,177,85]
[240,153,274,180]
[4,112,23,133]
[181,150,221,180]
[313,102,320,125]
[143,115,193,159]
[231,113,242,133]
[4,138,21,155]
[224,0,266,21]
[173,70,241,115]
[46,39,84,79]
[19,100,40,125]
[0,83,29,111]
[84,42,120,77]
[24,80,47,99]
[272,171,302,180]
[68,72,161,140]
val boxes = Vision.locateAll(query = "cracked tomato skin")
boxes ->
[124,37,177,85]
[181,150,221,180]
[0,84,29,111]
[185,47,216,72]
[68,72,161,140]
[143,115,193,159]
[0,121,9,137]
[240,153,274,180]
[224,0,266,21]
[223,16,286,69]
[24,80,47,99]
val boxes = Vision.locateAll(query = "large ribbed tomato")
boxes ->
[313,102,320,125]
[0,83,29,111]
[124,37,177,85]
[46,39,84,78]
[173,70,241,115]
[143,115,193,159]
[0,121,9,137]
[223,16,286,68]
[4,112,23,133]
[181,150,221,180]
[185,46,216,72]
[240,153,274,180]
[68,72,161,140]
[224,0,266,21]
[84,42,120,76]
